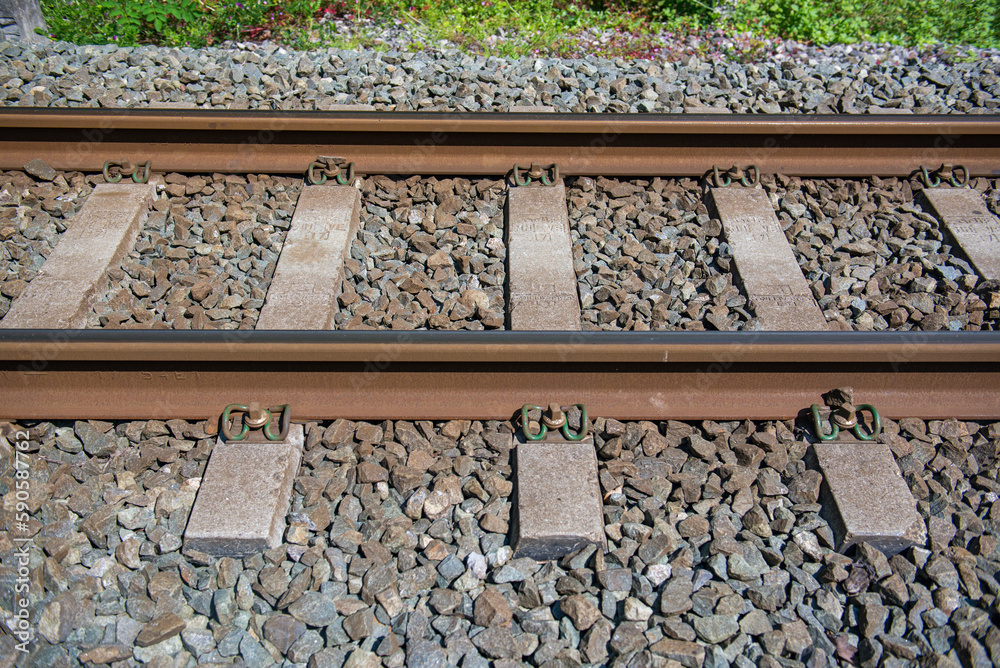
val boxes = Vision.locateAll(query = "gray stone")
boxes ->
[288,629,324,663]
[693,615,740,644]
[180,627,216,657]
[512,438,605,560]
[406,639,447,668]
[609,621,647,656]
[287,592,339,627]
[1,1,47,42]
[788,470,823,505]
[184,424,303,556]
[130,636,181,664]
[814,439,926,555]
[739,609,772,636]
[0,183,154,328]
[660,578,694,615]
[596,568,632,592]
[472,627,521,660]
[711,187,827,330]
[257,185,361,329]
[398,564,438,598]
[506,183,581,330]
[923,187,1000,281]
[240,632,273,666]
[23,158,56,181]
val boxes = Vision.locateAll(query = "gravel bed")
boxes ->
[11,167,1000,333]
[316,14,997,67]
[568,176,755,332]
[337,176,505,331]
[1,37,999,115]
[0,168,94,322]
[87,173,298,330]
[762,175,1000,331]
[3,414,998,666]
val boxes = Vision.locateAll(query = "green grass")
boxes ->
[719,0,999,48]
[304,1,664,58]
[37,0,1000,55]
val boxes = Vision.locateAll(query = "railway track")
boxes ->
[0,109,998,421]
[3,108,1000,667]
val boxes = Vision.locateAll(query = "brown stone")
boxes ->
[343,609,375,640]
[677,515,711,538]
[787,470,823,504]
[184,425,303,556]
[512,438,605,560]
[356,461,388,483]
[391,466,424,493]
[710,187,827,330]
[474,587,513,627]
[650,638,706,668]
[560,594,602,631]
[1,183,154,328]
[781,619,812,655]
[135,613,186,647]
[480,512,509,534]
[506,183,581,330]
[814,440,926,555]
[79,644,133,664]
[256,185,361,329]
[922,187,1000,280]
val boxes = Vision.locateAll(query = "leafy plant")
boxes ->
[95,0,201,34]
[38,0,1000,53]
[720,0,999,47]
[42,0,203,44]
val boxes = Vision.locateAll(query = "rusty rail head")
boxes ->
[1,109,998,177]
[6,108,1000,133]
[0,330,998,422]
[0,329,998,363]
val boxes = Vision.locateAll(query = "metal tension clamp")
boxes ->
[709,164,760,188]
[307,157,355,185]
[919,163,968,189]
[221,402,291,442]
[103,159,151,184]
[811,387,881,441]
[520,403,588,442]
[512,162,559,187]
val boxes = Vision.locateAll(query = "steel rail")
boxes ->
[1,109,998,177]
[1,331,997,422]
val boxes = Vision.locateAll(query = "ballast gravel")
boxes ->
[568,176,755,332]
[87,173,298,330]
[0,169,93,323]
[3,21,1000,668]
[74,173,505,332]
[7,167,1000,333]
[338,175,506,331]
[765,175,1000,332]
[3,414,999,667]
[1,37,999,115]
